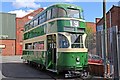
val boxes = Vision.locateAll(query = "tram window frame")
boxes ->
[42,13,46,22]
[67,8,80,18]
[27,24,30,30]
[38,16,41,25]
[44,24,47,34]
[58,34,69,48]
[80,10,84,19]
[34,18,38,27]
[52,8,58,19]
[47,9,52,20]
[25,43,33,49]
[24,24,27,31]
[28,23,30,30]
[58,8,67,17]
[71,34,83,48]
[30,21,34,28]
[33,41,44,50]
[41,14,43,23]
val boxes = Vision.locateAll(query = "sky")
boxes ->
[1,0,120,22]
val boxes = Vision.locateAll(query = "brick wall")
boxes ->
[1,40,15,56]
[16,8,44,55]
[96,6,120,30]
[86,22,96,33]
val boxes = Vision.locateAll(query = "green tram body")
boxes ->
[22,3,88,74]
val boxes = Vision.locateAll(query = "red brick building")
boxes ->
[85,22,96,55]
[96,5,120,56]
[0,13,16,56]
[1,40,16,56]
[16,8,44,55]
[96,5,120,31]
[86,22,96,33]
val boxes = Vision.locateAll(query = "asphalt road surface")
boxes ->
[1,56,54,80]
[1,56,84,80]
[0,56,112,80]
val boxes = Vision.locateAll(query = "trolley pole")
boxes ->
[103,0,108,78]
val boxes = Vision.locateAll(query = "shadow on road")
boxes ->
[2,62,52,79]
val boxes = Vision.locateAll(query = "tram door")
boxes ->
[47,34,56,70]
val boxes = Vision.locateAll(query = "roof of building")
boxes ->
[16,8,44,19]
[96,5,120,25]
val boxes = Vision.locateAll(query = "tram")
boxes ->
[22,3,88,78]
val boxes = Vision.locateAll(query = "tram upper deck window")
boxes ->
[52,8,58,18]
[67,9,79,18]
[47,9,51,20]
[30,21,34,28]
[80,10,84,19]
[58,8,66,17]
[58,34,69,48]
[34,18,38,27]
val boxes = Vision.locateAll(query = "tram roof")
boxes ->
[25,3,83,25]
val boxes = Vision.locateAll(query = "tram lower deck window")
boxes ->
[58,34,69,48]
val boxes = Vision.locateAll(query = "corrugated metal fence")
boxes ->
[87,26,120,79]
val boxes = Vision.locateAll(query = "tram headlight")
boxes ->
[76,57,80,62]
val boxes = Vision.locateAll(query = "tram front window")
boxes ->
[71,34,83,48]
[58,34,69,48]
[67,9,79,18]
[58,8,66,17]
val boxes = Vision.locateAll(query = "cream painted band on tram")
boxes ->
[57,48,88,52]
[23,35,46,43]
[23,49,46,52]
[24,18,85,34]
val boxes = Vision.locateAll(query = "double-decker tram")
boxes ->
[22,3,88,78]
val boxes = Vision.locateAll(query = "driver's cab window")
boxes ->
[58,34,69,48]
[71,34,83,48]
